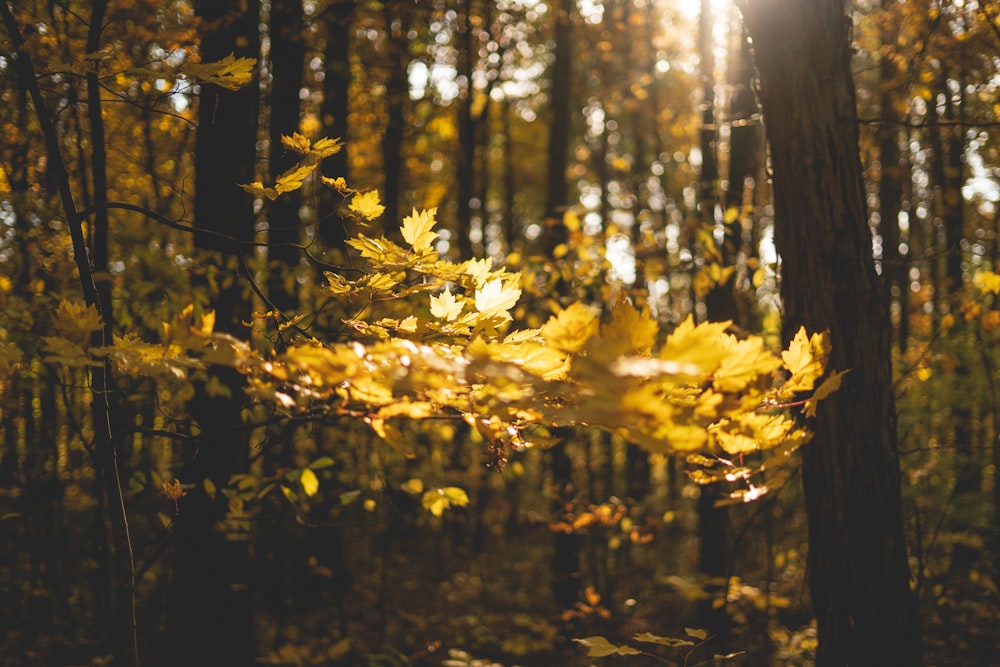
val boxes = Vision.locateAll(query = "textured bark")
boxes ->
[738,2,921,665]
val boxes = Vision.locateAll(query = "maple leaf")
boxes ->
[349,190,385,221]
[185,53,256,90]
[600,297,658,356]
[475,278,521,317]
[401,207,439,251]
[421,487,469,516]
[51,299,103,346]
[309,136,342,158]
[320,175,348,192]
[463,256,494,286]
[430,288,464,321]
[239,181,279,200]
[804,368,849,417]
[274,163,315,195]
[974,270,1000,295]
[541,303,599,353]
[281,133,312,154]
[781,327,830,393]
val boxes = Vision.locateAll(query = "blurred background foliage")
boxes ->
[1,0,999,664]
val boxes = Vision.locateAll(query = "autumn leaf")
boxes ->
[804,368,849,417]
[309,136,342,158]
[239,181,279,200]
[974,270,1000,295]
[299,468,319,497]
[349,190,385,221]
[475,278,521,317]
[281,132,313,154]
[401,207,439,251]
[51,299,103,346]
[600,297,658,356]
[541,303,599,353]
[321,175,348,192]
[430,288,464,321]
[781,327,830,394]
[463,256,495,286]
[573,636,642,658]
[421,487,469,516]
[185,53,256,90]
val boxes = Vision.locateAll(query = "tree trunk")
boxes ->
[319,0,355,249]
[737,2,921,665]
[267,0,306,315]
[165,1,259,664]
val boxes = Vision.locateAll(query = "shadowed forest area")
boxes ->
[2,0,1000,665]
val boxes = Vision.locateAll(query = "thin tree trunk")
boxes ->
[737,2,921,664]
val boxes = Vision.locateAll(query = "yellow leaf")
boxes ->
[321,175,348,191]
[421,487,469,516]
[430,288,464,321]
[186,53,256,90]
[803,369,849,417]
[401,207,439,251]
[309,136,342,158]
[475,278,521,317]
[601,297,658,356]
[274,163,315,195]
[974,271,1000,295]
[300,468,319,497]
[712,336,783,393]
[463,256,494,286]
[661,316,732,377]
[52,299,104,345]
[281,132,313,154]
[541,303,599,353]
[349,190,385,221]
[239,181,279,200]
[401,478,424,495]
[781,327,830,393]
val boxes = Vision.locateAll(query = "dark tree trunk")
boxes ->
[738,2,921,665]
[165,1,260,664]
[380,0,411,238]
[543,0,573,252]
[695,0,731,638]
[319,0,355,248]
[456,0,477,261]
[267,0,306,314]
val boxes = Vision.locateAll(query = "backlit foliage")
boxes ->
[40,147,838,501]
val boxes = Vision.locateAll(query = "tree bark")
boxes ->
[165,1,260,664]
[267,0,306,315]
[319,0,355,248]
[737,2,921,665]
